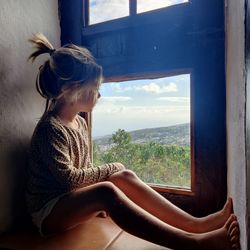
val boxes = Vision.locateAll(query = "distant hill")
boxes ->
[94,123,190,150]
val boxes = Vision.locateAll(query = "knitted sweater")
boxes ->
[26,112,124,214]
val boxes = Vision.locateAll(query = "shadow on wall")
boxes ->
[0,43,34,232]
[8,142,33,231]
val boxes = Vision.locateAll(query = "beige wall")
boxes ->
[0,0,60,233]
[226,0,248,249]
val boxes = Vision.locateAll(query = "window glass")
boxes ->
[137,0,188,13]
[93,74,191,188]
[89,0,129,25]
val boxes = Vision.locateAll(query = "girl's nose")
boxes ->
[98,92,101,99]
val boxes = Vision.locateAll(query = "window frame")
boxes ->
[92,70,195,196]
[83,0,191,29]
[59,0,227,217]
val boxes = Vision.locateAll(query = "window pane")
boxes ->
[137,0,189,13]
[89,0,129,25]
[93,74,191,188]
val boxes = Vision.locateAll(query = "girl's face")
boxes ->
[76,89,101,112]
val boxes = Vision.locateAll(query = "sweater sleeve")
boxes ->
[36,124,124,191]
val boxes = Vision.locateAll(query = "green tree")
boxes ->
[112,129,131,146]
[93,128,191,187]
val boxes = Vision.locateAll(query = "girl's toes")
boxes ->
[228,219,238,233]
[233,244,240,250]
[229,226,239,237]
[230,235,239,243]
[225,214,236,229]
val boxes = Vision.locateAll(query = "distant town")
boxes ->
[94,123,190,150]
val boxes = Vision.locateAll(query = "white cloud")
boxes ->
[112,82,178,94]
[89,0,129,25]
[157,97,190,103]
[94,104,189,115]
[99,96,132,103]
[89,0,188,25]
[112,84,134,92]
[93,104,190,136]
[136,82,178,94]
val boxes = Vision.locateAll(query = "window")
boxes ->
[60,0,227,216]
[93,74,191,189]
[137,0,189,14]
[89,0,129,25]
[88,0,189,25]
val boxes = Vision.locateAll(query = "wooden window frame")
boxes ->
[89,70,195,196]
[59,0,227,217]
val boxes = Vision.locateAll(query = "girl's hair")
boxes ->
[28,33,102,113]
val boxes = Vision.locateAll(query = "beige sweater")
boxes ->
[26,112,124,214]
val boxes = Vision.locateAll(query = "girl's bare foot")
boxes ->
[196,214,240,250]
[194,197,233,233]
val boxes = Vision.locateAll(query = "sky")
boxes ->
[93,74,190,137]
[89,1,190,137]
[89,0,189,25]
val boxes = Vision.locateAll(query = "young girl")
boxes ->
[26,33,240,250]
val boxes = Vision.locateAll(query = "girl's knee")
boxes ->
[110,169,138,183]
[96,182,119,198]
[121,169,137,179]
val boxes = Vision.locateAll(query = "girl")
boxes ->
[26,33,240,250]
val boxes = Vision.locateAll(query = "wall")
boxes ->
[0,0,247,245]
[245,0,250,246]
[226,0,248,249]
[0,0,60,233]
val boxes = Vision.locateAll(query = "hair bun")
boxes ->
[28,33,55,62]
[49,49,56,56]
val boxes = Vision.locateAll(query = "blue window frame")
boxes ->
[59,0,227,217]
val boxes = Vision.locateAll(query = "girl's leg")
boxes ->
[108,170,232,233]
[42,182,239,250]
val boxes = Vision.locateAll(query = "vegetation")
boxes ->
[93,128,191,187]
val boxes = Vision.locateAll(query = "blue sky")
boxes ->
[89,0,189,25]
[89,1,190,137]
[93,74,190,137]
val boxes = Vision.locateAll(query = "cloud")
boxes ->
[89,0,129,25]
[157,97,190,103]
[93,104,190,136]
[89,0,188,25]
[112,85,134,92]
[99,96,132,103]
[96,96,132,112]
[112,82,178,94]
[94,104,190,115]
[136,82,178,94]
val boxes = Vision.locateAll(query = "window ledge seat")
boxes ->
[0,217,170,250]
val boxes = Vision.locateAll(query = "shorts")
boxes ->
[31,193,66,237]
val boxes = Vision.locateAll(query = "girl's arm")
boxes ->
[34,124,124,191]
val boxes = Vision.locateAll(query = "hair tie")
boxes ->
[49,49,56,56]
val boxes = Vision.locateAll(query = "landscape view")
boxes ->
[93,124,191,187]
[93,74,191,188]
